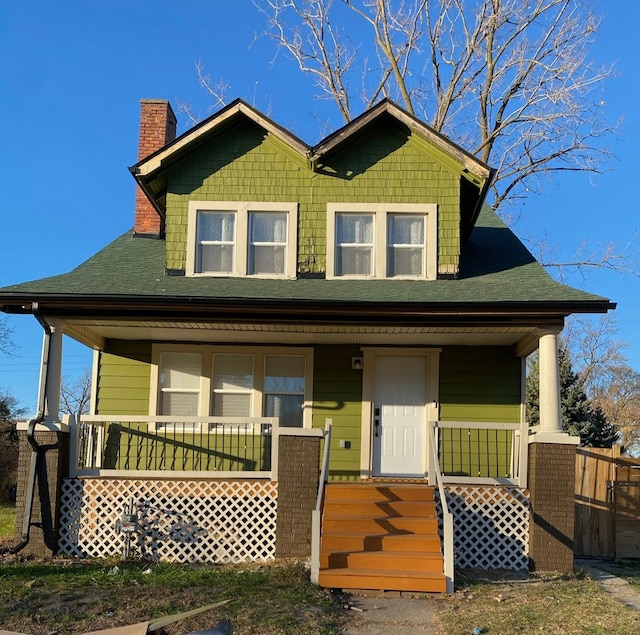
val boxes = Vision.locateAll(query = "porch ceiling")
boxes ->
[63,319,541,350]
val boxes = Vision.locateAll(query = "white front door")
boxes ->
[372,355,428,477]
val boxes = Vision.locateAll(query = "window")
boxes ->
[264,355,306,427]
[387,214,425,277]
[335,214,374,276]
[187,202,298,278]
[195,211,235,274]
[152,347,313,428]
[158,352,202,416]
[249,212,288,275]
[327,203,437,279]
[212,354,253,417]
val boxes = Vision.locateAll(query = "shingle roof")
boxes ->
[0,208,612,313]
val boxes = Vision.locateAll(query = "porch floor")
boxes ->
[318,482,446,594]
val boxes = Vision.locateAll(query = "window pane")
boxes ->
[197,211,235,241]
[336,214,373,244]
[213,393,251,417]
[265,355,305,392]
[213,354,253,389]
[337,246,372,276]
[250,213,287,243]
[200,244,234,273]
[250,245,285,274]
[388,247,424,276]
[161,353,201,389]
[161,392,199,417]
[265,394,304,427]
[389,215,424,245]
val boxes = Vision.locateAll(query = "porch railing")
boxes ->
[427,422,454,594]
[71,415,279,479]
[311,419,332,585]
[429,420,528,487]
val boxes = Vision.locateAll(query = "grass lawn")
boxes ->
[0,560,344,635]
[0,503,15,538]
[436,568,640,634]
[0,560,639,634]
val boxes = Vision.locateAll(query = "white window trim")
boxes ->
[326,203,437,280]
[150,344,314,429]
[186,201,298,278]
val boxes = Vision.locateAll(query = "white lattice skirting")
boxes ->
[58,478,278,563]
[437,486,530,571]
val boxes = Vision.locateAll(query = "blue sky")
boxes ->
[1,1,639,415]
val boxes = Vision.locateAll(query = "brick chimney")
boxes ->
[134,99,177,236]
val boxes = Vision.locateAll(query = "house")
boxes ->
[0,98,614,593]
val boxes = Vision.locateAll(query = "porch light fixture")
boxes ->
[351,356,363,371]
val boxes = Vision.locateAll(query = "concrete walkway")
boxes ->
[575,558,640,612]
[339,593,440,634]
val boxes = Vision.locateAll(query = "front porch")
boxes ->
[10,320,580,593]
[14,414,534,594]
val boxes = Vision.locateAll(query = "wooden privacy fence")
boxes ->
[575,446,640,559]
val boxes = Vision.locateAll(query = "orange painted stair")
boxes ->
[318,483,446,593]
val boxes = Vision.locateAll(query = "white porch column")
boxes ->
[39,319,63,422]
[531,329,578,445]
[538,330,562,434]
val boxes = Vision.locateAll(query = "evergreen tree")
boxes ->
[526,345,618,447]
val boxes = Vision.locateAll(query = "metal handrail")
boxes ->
[435,419,528,486]
[428,421,454,594]
[71,415,280,478]
[311,419,332,584]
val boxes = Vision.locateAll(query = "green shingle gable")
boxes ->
[164,120,312,271]
[162,115,465,274]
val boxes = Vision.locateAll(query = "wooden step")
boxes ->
[324,483,435,502]
[321,531,442,553]
[323,499,436,518]
[321,550,444,573]
[322,515,439,534]
[318,567,447,594]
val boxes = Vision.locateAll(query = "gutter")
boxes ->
[8,303,51,554]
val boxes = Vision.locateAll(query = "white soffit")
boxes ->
[64,320,536,347]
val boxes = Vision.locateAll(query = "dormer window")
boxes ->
[196,211,236,274]
[327,203,437,279]
[248,212,288,275]
[186,201,298,278]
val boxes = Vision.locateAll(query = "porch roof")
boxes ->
[0,208,613,320]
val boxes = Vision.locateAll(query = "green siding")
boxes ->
[312,345,363,480]
[96,340,152,415]
[439,346,521,422]
[164,119,462,273]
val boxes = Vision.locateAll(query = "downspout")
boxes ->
[8,303,51,554]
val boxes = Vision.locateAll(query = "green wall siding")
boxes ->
[96,340,152,415]
[164,119,462,274]
[439,346,522,423]
[312,345,363,480]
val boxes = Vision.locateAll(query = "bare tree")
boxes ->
[0,316,15,357]
[559,315,640,455]
[0,389,25,502]
[590,365,640,455]
[60,369,92,418]
[254,0,616,209]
